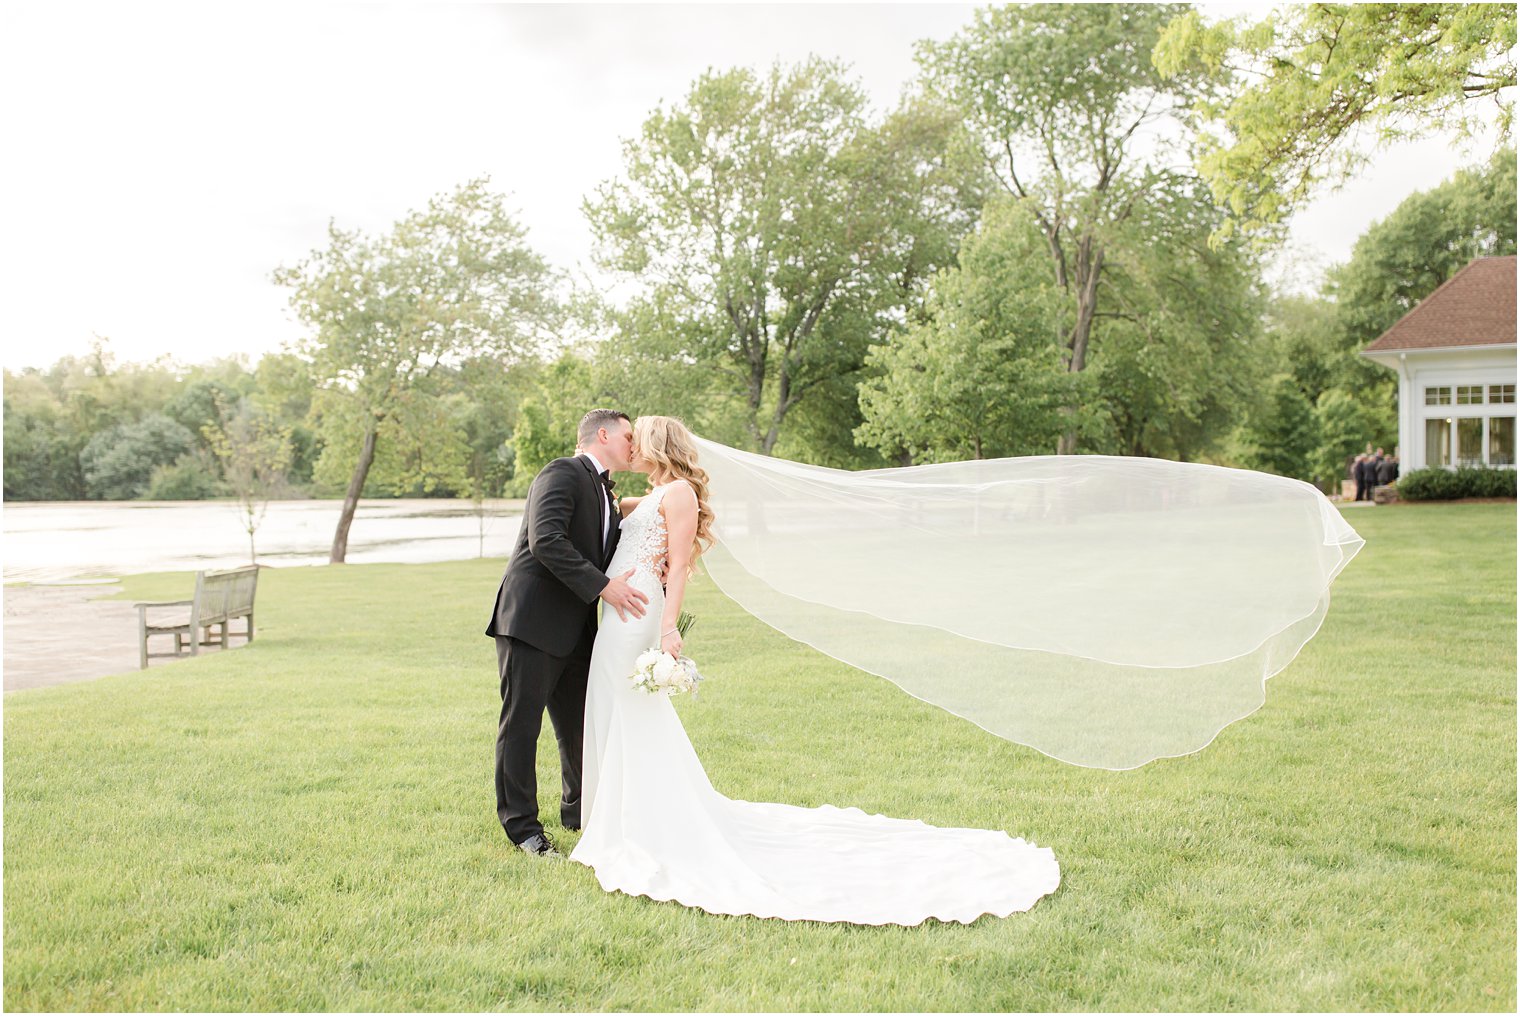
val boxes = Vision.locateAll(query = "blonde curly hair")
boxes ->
[633,415,715,569]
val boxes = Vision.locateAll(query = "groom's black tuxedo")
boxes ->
[486,454,620,656]
[486,453,621,845]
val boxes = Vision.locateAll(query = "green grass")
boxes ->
[4,503,1514,1011]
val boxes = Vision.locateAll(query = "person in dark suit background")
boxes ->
[1369,448,1387,498]
[485,408,650,857]
[1376,453,1399,487]
[1353,454,1371,501]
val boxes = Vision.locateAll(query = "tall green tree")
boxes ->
[1293,146,1516,451]
[273,178,560,562]
[507,352,596,479]
[1330,146,1517,353]
[917,3,1221,454]
[1084,176,1268,460]
[1239,374,1319,481]
[1313,389,1383,492]
[252,351,320,487]
[855,196,1095,462]
[584,58,983,455]
[1154,3,1517,241]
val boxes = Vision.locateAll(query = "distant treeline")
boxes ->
[5,6,1515,509]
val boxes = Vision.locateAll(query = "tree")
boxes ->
[1154,3,1517,241]
[1239,374,1319,481]
[1313,389,1382,493]
[507,353,596,479]
[585,58,982,454]
[1315,147,1512,442]
[273,178,560,562]
[252,351,320,487]
[3,385,85,501]
[164,373,246,459]
[917,3,1220,453]
[203,398,293,563]
[1329,146,1517,351]
[855,195,1096,462]
[445,354,528,551]
[1084,175,1268,460]
[79,414,195,500]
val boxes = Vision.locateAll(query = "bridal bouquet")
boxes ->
[631,612,704,698]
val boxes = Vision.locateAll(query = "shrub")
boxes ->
[1397,466,1517,501]
[145,452,222,500]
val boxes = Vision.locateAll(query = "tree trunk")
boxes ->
[330,424,378,564]
[1057,246,1105,455]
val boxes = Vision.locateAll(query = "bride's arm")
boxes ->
[658,481,699,658]
[618,495,643,518]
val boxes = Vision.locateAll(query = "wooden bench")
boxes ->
[136,566,259,669]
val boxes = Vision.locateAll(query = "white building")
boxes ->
[1361,255,1517,470]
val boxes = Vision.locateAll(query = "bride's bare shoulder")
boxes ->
[658,479,698,516]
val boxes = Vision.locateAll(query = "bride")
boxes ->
[568,415,1061,926]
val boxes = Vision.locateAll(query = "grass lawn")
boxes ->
[4,502,1514,1011]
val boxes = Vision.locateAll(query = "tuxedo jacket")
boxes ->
[486,454,621,657]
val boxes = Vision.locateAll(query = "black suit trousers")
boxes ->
[494,634,591,843]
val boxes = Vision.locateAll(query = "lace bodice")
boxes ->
[606,482,676,586]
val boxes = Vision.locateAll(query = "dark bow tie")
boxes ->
[599,470,616,494]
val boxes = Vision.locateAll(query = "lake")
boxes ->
[2,499,525,583]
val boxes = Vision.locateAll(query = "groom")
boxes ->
[485,408,650,857]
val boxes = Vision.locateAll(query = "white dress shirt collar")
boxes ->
[579,449,609,476]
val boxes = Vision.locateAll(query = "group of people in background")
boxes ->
[1351,444,1399,501]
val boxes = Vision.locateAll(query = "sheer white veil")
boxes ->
[691,436,1364,770]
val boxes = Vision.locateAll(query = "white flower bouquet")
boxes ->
[630,611,705,697]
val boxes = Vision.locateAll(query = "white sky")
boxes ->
[0,1,1509,372]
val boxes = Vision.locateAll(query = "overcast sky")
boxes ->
[0,1,1508,372]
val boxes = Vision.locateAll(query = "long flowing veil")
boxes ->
[691,437,1365,770]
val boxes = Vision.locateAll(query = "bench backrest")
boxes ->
[192,566,259,624]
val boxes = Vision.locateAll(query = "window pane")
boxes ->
[1426,418,1451,467]
[1457,418,1483,466]
[1458,385,1485,405]
[1491,416,1515,467]
[1490,384,1516,404]
[1424,386,1452,406]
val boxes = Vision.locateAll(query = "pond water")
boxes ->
[2,499,524,583]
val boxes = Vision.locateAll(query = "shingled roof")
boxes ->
[1362,255,1517,352]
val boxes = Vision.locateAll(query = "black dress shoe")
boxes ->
[516,832,561,858]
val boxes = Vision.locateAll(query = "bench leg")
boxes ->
[247,612,255,643]
[220,620,229,649]
[139,610,149,670]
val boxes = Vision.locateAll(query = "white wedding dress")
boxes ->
[569,481,1061,925]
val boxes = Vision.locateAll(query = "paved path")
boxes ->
[3,582,228,692]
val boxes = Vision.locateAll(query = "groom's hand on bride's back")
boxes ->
[601,569,649,621]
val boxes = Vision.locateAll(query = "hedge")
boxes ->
[1396,466,1518,501]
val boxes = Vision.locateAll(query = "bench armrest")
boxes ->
[134,599,194,609]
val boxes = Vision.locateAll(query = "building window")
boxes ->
[1491,417,1515,467]
[1426,418,1451,467]
[1457,418,1484,466]
[1457,385,1486,405]
[1489,384,1516,404]
[1424,386,1452,405]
